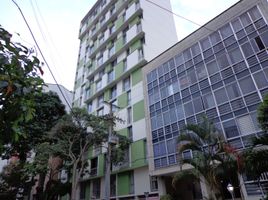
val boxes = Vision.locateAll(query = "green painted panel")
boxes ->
[85,182,90,200]
[115,37,124,52]
[104,89,110,101]
[131,139,146,168]
[88,147,93,158]
[105,64,112,73]
[117,172,130,195]
[116,15,124,29]
[115,61,124,80]
[130,40,142,53]
[115,0,124,9]
[118,128,128,137]
[131,68,142,86]
[133,100,145,122]
[129,16,141,27]
[98,154,105,176]
[117,93,127,109]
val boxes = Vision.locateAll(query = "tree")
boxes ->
[0,26,44,146]
[173,117,240,200]
[40,108,129,200]
[258,94,268,132]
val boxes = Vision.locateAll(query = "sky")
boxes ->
[0,0,239,91]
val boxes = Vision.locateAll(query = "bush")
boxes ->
[160,194,173,200]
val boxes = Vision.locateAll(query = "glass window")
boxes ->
[127,91,131,105]
[150,176,158,192]
[163,111,171,125]
[193,97,204,113]
[241,42,254,58]
[108,70,114,83]
[253,71,268,89]
[183,48,192,61]
[196,63,207,80]
[203,93,215,109]
[176,104,185,120]
[123,77,130,91]
[169,109,177,123]
[231,18,243,32]
[156,114,163,128]
[248,6,262,21]
[111,86,117,99]
[99,34,104,44]
[250,112,261,131]
[200,37,211,50]
[97,108,104,116]
[179,75,190,89]
[214,88,228,104]
[206,60,219,75]
[209,31,221,45]
[96,80,102,91]
[220,24,233,39]
[184,102,194,117]
[223,119,239,138]
[228,48,243,64]
[109,45,115,57]
[127,107,132,124]
[238,76,256,94]
[97,55,103,66]
[188,70,197,84]
[97,94,104,107]
[109,24,115,34]
[216,54,230,69]
[175,54,184,66]
[191,43,201,56]
[226,82,241,100]
[240,13,251,27]
[237,115,256,135]
[260,31,268,48]
[87,102,92,113]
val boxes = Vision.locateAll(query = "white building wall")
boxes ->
[131,82,144,105]
[140,0,178,62]
[134,167,151,196]
[132,119,146,141]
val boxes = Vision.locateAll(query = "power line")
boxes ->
[11,0,73,112]
[144,0,216,33]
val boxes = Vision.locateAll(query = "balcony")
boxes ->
[126,24,139,44]
[125,2,137,21]
[126,49,144,71]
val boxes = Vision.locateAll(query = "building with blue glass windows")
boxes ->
[143,0,268,199]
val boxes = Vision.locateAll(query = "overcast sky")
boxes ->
[0,0,239,91]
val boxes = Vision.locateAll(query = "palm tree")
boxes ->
[173,117,238,200]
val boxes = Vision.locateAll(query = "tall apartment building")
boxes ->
[143,0,268,199]
[72,0,177,199]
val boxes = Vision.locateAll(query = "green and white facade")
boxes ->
[72,0,177,199]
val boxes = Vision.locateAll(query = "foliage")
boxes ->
[0,26,44,145]
[258,94,268,132]
[0,160,33,200]
[2,91,66,162]
[174,116,239,200]
[41,107,129,200]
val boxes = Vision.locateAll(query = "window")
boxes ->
[238,76,256,95]
[123,59,127,72]
[196,63,207,80]
[226,82,241,100]
[109,24,115,34]
[97,55,103,66]
[96,80,102,91]
[223,119,239,138]
[253,71,268,89]
[214,88,228,105]
[127,91,131,105]
[202,93,215,109]
[255,36,265,50]
[110,175,116,197]
[191,43,201,57]
[216,54,230,69]
[138,48,144,60]
[110,5,115,16]
[91,26,96,35]
[127,107,132,124]
[111,99,117,112]
[150,176,158,192]
[206,60,219,75]
[220,24,233,39]
[89,44,95,55]
[237,115,255,135]
[99,16,105,26]
[86,88,91,99]
[108,70,114,83]
[123,77,130,91]
[109,45,115,57]
[200,37,211,50]
[87,102,92,113]
[99,34,104,44]
[92,179,101,199]
[111,86,117,99]
[128,126,133,141]
[184,102,194,117]
[97,94,104,107]
[241,42,254,58]
[228,48,243,64]
[97,108,104,116]
[193,97,204,113]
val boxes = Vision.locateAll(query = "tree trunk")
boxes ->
[36,172,46,200]
[71,162,79,200]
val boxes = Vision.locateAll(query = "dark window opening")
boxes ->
[255,36,265,50]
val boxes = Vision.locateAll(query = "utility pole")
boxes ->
[103,101,119,200]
